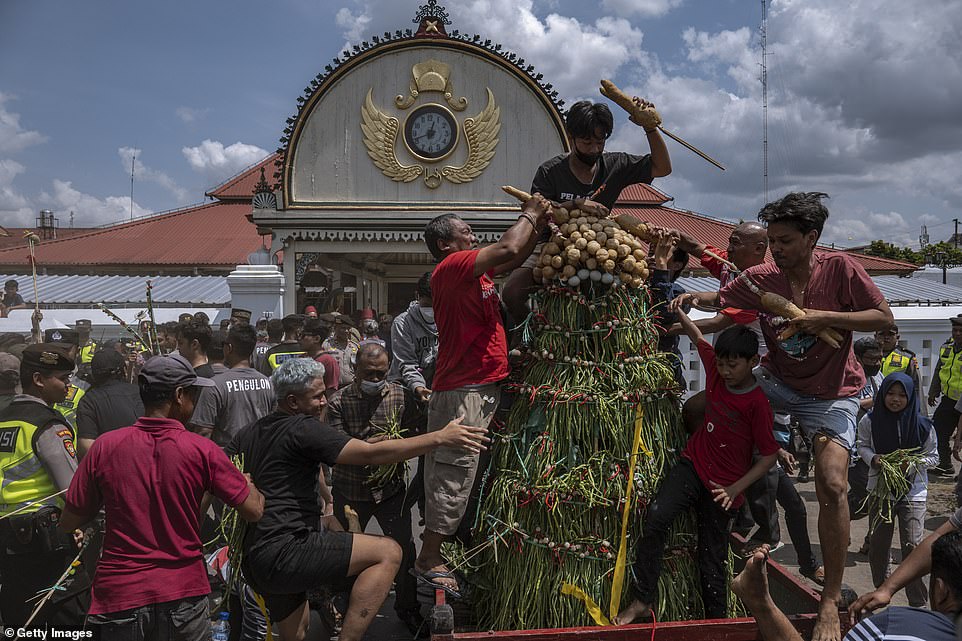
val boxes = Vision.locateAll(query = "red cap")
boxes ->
[304,305,317,314]
[359,307,375,320]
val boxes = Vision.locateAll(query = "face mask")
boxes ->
[419,306,434,324]
[574,149,600,167]
[360,379,386,396]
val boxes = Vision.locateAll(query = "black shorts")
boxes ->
[243,530,354,621]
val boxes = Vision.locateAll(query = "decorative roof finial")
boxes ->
[414,0,450,38]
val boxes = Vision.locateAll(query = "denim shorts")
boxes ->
[755,367,858,452]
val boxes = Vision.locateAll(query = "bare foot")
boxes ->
[612,599,651,625]
[811,599,841,641]
[730,545,770,608]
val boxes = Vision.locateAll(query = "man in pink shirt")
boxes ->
[413,195,551,597]
[677,192,892,641]
[60,354,265,641]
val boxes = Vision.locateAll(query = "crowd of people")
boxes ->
[0,93,961,641]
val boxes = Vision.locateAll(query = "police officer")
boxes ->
[0,344,90,626]
[43,328,89,430]
[928,315,962,476]
[75,319,97,364]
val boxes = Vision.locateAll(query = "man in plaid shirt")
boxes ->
[327,342,424,635]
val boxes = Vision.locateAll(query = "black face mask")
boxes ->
[574,149,600,166]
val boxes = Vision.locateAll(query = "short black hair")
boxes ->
[357,342,388,364]
[714,325,759,360]
[424,213,462,261]
[4,279,18,289]
[20,365,49,391]
[177,320,212,352]
[565,101,614,140]
[266,318,284,341]
[193,311,210,325]
[757,192,830,238]
[226,324,258,360]
[853,337,881,357]
[416,271,433,299]
[208,330,226,360]
[302,317,332,338]
[139,380,201,410]
[930,529,962,601]
[281,314,305,335]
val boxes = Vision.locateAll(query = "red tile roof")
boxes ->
[205,153,280,200]
[616,183,671,205]
[0,228,93,252]
[615,204,918,275]
[0,202,263,272]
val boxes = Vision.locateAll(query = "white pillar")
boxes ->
[227,265,285,321]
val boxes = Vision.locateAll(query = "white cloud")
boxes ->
[0,159,33,225]
[0,93,47,154]
[118,147,189,202]
[38,180,150,227]
[333,0,646,104]
[175,106,210,124]
[181,139,270,183]
[601,0,683,18]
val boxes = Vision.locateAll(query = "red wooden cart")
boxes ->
[429,552,849,641]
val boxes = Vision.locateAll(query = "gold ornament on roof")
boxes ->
[395,59,467,111]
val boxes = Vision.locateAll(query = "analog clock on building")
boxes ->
[403,103,458,161]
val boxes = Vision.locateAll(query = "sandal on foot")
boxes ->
[410,569,462,600]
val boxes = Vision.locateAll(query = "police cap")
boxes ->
[21,344,75,372]
[952,315,962,328]
[43,328,80,345]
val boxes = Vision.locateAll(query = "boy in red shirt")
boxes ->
[615,309,779,624]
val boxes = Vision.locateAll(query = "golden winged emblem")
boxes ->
[360,88,500,189]
[360,89,423,183]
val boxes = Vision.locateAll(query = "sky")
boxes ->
[1,0,960,249]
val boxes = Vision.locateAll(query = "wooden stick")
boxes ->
[0,489,67,521]
[704,248,739,272]
[599,79,725,171]
[501,185,532,203]
[24,537,87,627]
[24,232,41,342]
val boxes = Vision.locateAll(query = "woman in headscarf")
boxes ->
[855,372,939,607]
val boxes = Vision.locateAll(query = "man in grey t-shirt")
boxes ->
[191,325,274,447]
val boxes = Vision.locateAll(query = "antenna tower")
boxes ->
[761,0,769,204]
[129,152,136,220]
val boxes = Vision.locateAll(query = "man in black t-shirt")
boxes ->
[228,358,488,641]
[503,98,671,323]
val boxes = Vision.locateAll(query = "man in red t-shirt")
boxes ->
[413,196,551,596]
[60,354,265,640]
[674,192,893,641]
[616,309,778,624]
[300,315,341,399]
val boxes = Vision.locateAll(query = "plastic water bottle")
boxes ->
[211,611,230,641]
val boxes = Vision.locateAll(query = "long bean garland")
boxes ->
[472,281,704,630]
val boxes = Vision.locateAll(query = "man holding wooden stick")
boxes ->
[674,192,893,641]
[502,95,671,324]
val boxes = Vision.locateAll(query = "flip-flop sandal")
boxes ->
[410,568,463,600]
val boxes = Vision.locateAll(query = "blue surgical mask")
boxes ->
[360,379,386,396]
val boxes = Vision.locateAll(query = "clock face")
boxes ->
[403,104,458,161]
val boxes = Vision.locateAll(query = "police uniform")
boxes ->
[881,346,917,377]
[43,328,89,430]
[75,319,97,364]
[0,345,90,626]
[930,320,962,473]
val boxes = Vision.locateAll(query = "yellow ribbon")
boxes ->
[561,404,649,625]
[561,583,611,626]
[609,404,646,621]
[251,591,274,641]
